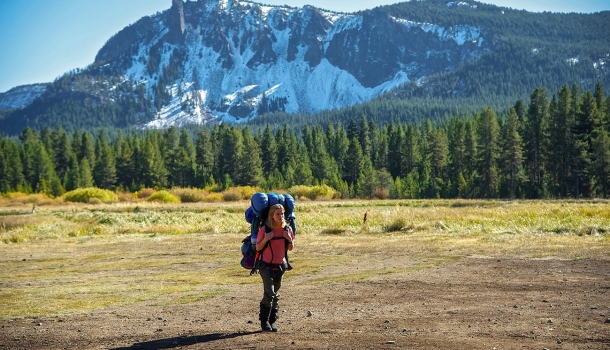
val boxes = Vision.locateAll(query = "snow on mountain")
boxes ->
[95,0,486,129]
[0,0,487,130]
[0,84,47,110]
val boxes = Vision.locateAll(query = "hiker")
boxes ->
[256,203,295,332]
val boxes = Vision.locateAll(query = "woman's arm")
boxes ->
[283,228,294,251]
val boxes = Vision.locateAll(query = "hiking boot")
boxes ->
[259,304,272,332]
[269,307,280,332]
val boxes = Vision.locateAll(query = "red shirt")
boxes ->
[256,225,294,265]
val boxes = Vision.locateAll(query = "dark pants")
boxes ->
[259,265,284,308]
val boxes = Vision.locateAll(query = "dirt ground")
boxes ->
[1,257,609,350]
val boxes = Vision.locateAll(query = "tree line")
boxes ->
[1,83,609,199]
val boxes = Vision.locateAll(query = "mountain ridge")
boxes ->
[0,0,608,135]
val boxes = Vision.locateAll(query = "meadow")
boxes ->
[1,198,609,321]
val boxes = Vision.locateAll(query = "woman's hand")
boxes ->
[265,231,274,242]
[282,230,292,242]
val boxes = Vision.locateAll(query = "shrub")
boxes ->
[63,188,118,204]
[4,192,53,205]
[289,185,336,200]
[136,188,156,199]
[204,193,223,202]
[147,190,180,203]
[234,186,259,200]
[117,191,137,203]
[170,187,205,203]
[88,197,103,205]
[287,185,309,199]
[222,188,242,201]
[372,188,390,200]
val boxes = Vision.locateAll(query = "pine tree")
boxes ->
[428,128,448,198]
[590,127,610,197]
[276,125,299,174]
[52,126,74,181]
[34,145,64,196]
[572,91,600,198]
[216,124,243,188]
[356,157,376,198]
[293,142,314,186]
[547,85,573,197]
[93,130,117,189]
[524,87,550,198]
[195,129,214,187]
[447,117,466,197]
[309,126,338,184]
[40,126,55,163]
[116,137,136,190]
[163,126,180,187]
[387,122,403,178]
[501,108,524,198]
[78,158,94,188]
[3,140,26,192]
[474,107,500,198]
[359,114,372,159]
[79,132,96,169]
[375,125,389,171]
[140,135,168,188]
[402,125,421,180]
[19,127,40,190]
[260,125,278,177]
[0,139,8,193]
[170,128,196,187]
[369,121,380,164]
[238,128,263,186]
[344,137,364,185]
[64,156,80,191]
[463,119,477,197]
[594,82,606,119]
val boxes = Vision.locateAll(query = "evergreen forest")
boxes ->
[1,83,609,200]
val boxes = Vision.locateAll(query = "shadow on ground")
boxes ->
[111,331,259,350]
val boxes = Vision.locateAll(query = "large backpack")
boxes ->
[241,192,296,275]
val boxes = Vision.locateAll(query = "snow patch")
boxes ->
[0,84,47,110]
[447,2,477,9]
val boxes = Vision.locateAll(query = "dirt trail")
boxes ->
[1,258,609,349]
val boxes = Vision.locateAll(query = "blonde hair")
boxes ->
[265,204,285,229]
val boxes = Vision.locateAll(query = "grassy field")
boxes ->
[1,199,609,320]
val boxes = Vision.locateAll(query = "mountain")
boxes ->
[0,0,608,135]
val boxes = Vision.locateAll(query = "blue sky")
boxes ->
[1,0,609,93]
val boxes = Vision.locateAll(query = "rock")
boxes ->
[247,320,253,324]
[547,319,553,324]
[384,320,390,323]
[307,310,313,317]
[385,341,395,344]
[605,318,610,324]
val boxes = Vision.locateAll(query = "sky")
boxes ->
[1,0,609,93]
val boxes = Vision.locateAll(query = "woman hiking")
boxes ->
[256,203,295,332]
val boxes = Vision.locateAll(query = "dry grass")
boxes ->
[1,199,609,320]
